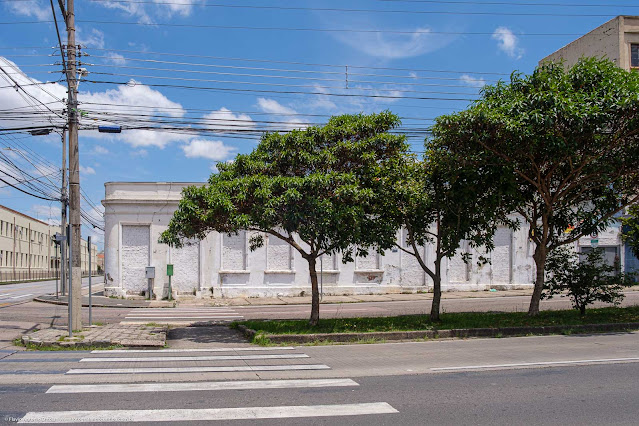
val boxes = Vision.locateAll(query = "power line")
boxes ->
[85,0,625,17]
[85,79,476,101]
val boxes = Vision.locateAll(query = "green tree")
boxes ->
[543,247,633,315]
[432,58,639,316]
[621,204,639,260]
[379,145,517,321]
[159,112,408,326]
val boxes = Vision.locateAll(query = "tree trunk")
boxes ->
[579,303,586,316]
[430,257,442,322]
[528,244,548,316]
[308,257,320,326]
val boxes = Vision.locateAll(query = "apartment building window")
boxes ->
[632,44,639,69]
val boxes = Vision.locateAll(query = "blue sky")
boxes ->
[0,0,637,249]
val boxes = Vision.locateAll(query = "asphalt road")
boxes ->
[0,277,103,308]
[0,332,637,424]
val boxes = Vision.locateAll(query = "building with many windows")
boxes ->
[0,204,98,281]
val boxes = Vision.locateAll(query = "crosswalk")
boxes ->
[0,292,33,301]
[121,307,244,324]
[17,346,399,423]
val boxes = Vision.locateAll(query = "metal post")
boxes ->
[168,275,172,301]
[320,255,323,302]
[67,225,72,337]
[88,235,92,326]
[55,243,59,299]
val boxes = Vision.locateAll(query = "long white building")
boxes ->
[0,204,99,281]
[102,182,624,299]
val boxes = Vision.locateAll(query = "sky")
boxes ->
[0,0,638,250]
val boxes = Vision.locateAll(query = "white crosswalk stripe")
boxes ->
[22,347,399,423]
[79,353,310,362]
[19,402,398,423]
[121,307,244,324]
[47,378,360,394]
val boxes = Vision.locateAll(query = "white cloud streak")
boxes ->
[182,140,236,161]
[492,27,524,59]
[460,74,487,88]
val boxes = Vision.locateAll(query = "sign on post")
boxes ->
[166,264,173,276]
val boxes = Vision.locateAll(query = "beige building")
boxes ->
[541,15,639,70]
[0,204,98,281]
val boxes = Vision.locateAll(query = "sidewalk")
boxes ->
[33,286,639,308]
[33,288,536,309]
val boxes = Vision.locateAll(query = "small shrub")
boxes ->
[543,247,635,315]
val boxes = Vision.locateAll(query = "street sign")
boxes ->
[167,264,174,276]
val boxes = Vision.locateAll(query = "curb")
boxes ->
[33,296,171,309]
[236,322,639,344]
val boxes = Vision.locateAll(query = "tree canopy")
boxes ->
[160,112,408,325]
[431,58,639,315]
[378,142,517,320]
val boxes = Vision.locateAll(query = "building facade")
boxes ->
[541,15,639,70]
[0,204,99,281]
[103,182,625,299]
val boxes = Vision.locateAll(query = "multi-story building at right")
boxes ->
[541,15,639,275]
[541,15,639,70]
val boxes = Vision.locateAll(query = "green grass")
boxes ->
[233,306,639,335]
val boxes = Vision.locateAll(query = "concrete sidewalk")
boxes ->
[32,286,639,308]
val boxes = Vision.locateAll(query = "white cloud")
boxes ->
[31,204,60,226]
[182,139,236,161]
[94,0,200,23]
[5,0,49,21]
[105,52,126,65]
[80,166,96,175]
[492,27,524,59]
[80,80,187,148]
[95,0,153,24]
[76,28,105,49]
[131,149,148,157]
[335,27,455,59]
[460,74,487,88]
[202,107,255,132]
[256,98,309,130]
[92,145,109,155]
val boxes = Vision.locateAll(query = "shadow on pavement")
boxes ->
[167,326,249,347]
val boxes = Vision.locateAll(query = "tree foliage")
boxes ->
[431,58,639,315]
[378,144,517,321]
[543,247,633,315]
[159,112,408,325]
[621,204,639,260]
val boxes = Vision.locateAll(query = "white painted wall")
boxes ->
[103,182,623,299]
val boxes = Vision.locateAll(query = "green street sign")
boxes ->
[167,264,174,276]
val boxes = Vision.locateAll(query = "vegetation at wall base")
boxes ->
[233,306,639,335]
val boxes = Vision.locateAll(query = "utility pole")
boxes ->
[64,0,82,330]
[60,129,67,295]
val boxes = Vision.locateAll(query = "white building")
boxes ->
[0,204,99,281]
[104,182,579,299]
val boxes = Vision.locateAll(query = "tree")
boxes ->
[543,247,633,315]
[379,145,517,321]
[621,204,639,260]
[159,112,408,326]
[431,58,639,315]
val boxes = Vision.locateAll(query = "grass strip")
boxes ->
[232,306,639,335]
